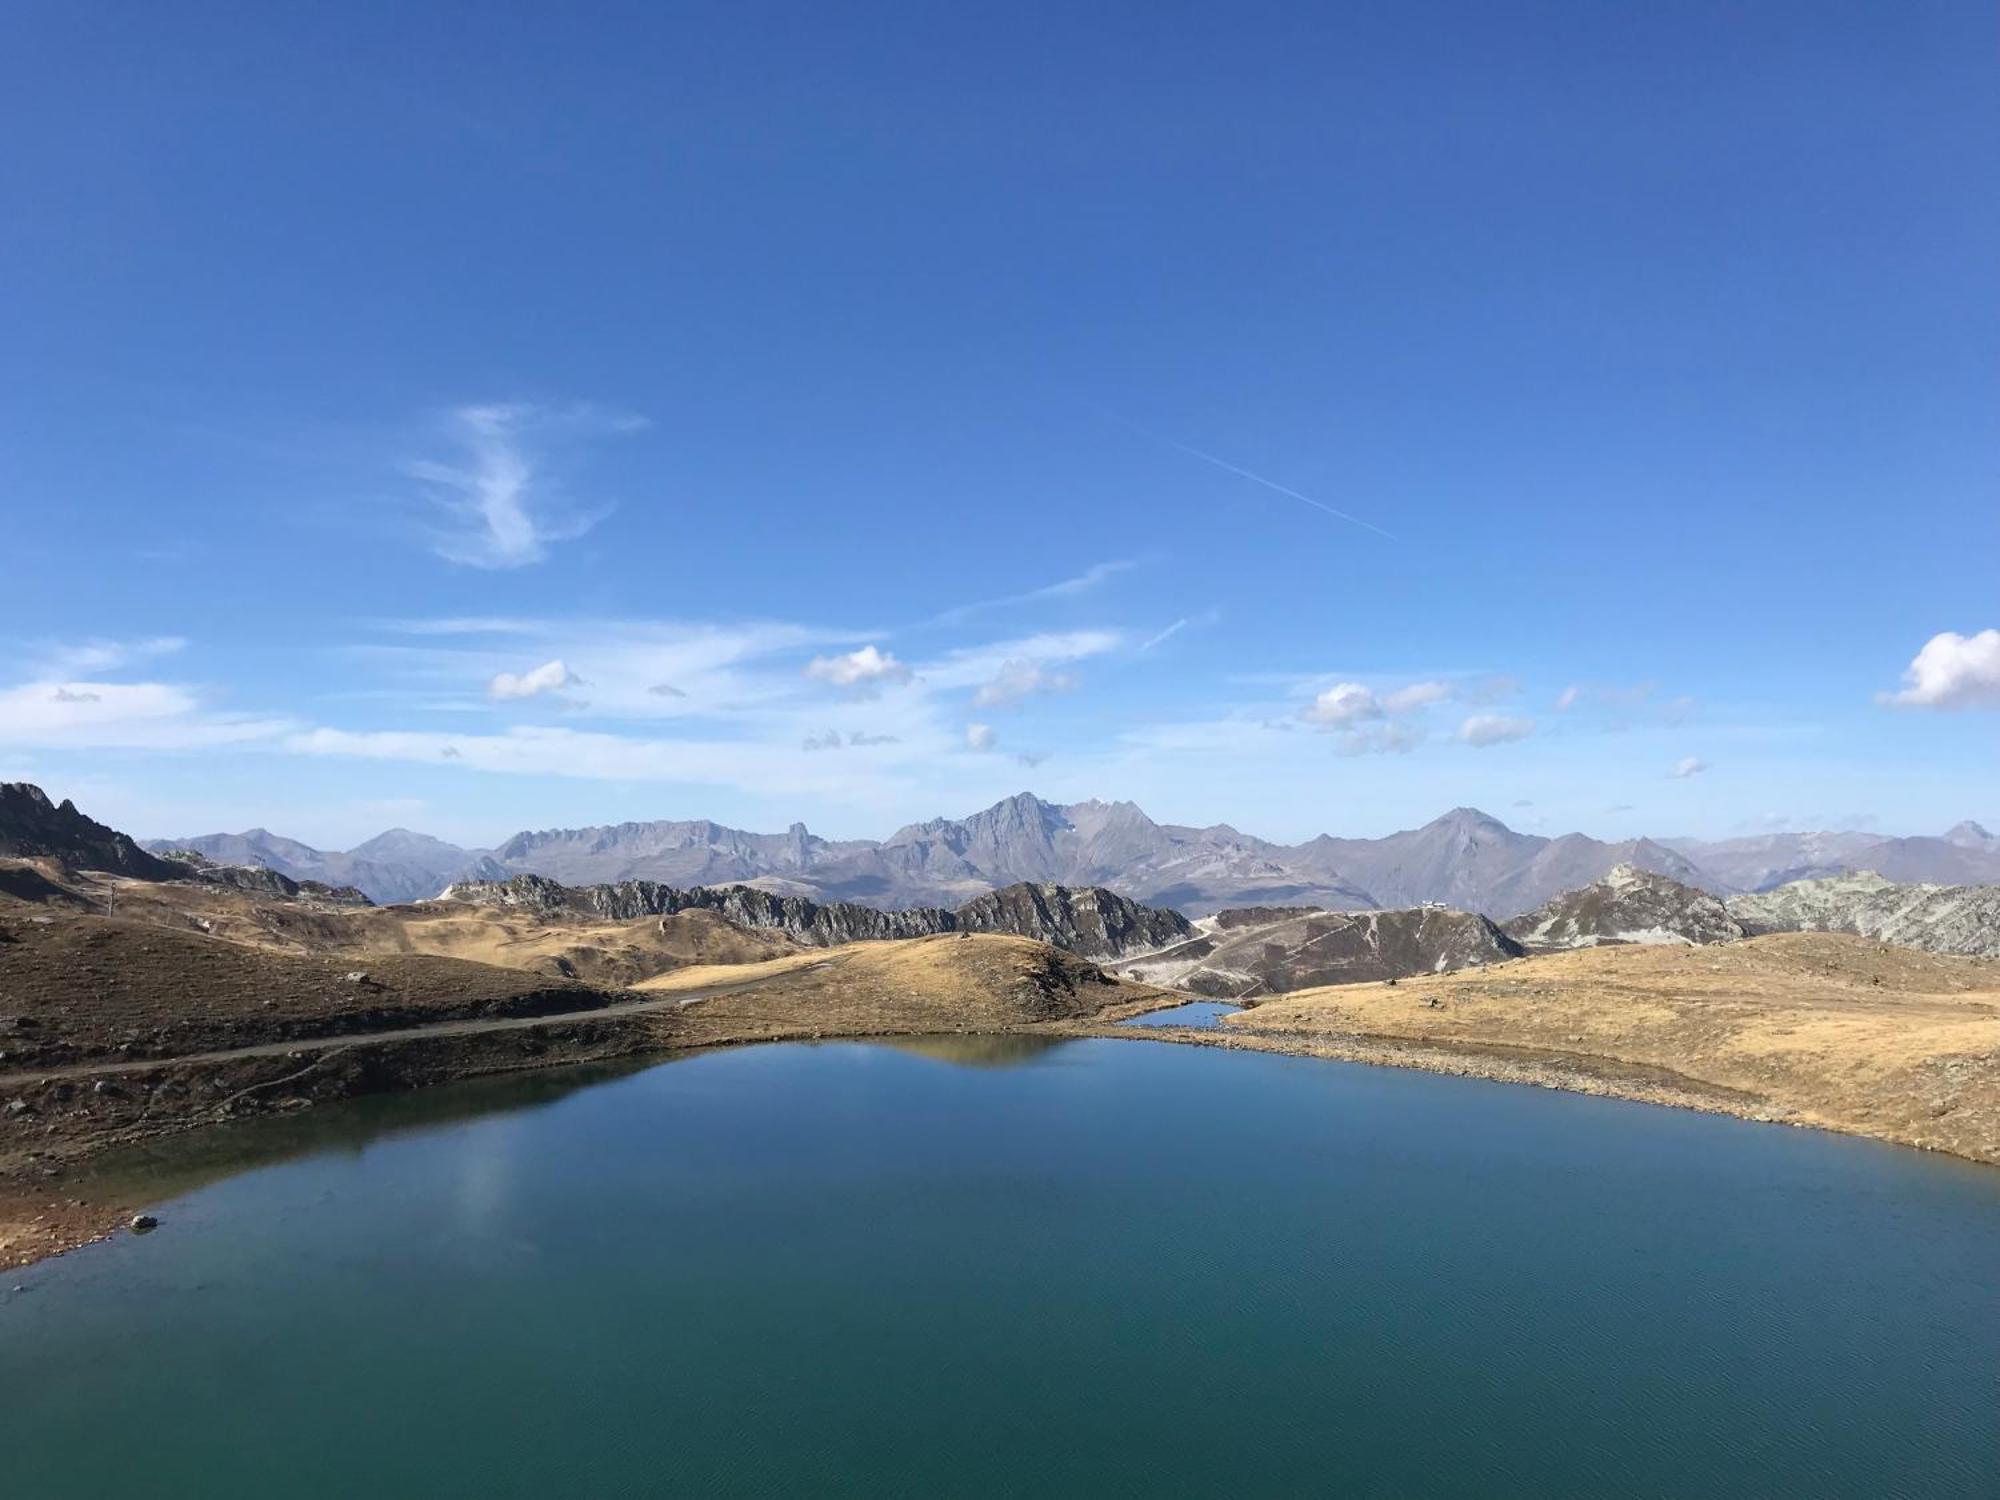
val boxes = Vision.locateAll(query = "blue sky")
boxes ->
[3,1,1995,849]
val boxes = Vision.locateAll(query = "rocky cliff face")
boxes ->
[1,783,183,881]
[953,883,1193,959]
[1727,873,2000,958]
[1503,864,1746,950]
[1117,905,1523,998]
[437,874,1188,957]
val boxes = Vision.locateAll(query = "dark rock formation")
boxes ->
[0,783,183,881]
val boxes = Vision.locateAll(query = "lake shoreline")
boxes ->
[1063,1015,1998,1167]
[12,986,1997,1273]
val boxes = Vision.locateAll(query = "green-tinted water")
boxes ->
[5,1038,1996,1498]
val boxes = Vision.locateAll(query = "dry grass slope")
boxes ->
[1222,932,2000,1162]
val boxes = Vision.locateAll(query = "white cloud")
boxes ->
[1555,684,1581,711]
[973,659,1077,708]
[1300,683,1382,727]
[410,403,636,569]
[1457,713,1535,748]
[1382,680,1451,713]
[1881,629,2000,709]
[1670,756,1708,779]
[965,723,997,751]
[487,659,578,700]
[802,645,913,691]
[1300,677,1474,729]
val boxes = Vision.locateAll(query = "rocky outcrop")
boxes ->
[1727,873,2000,958]
[1117,905,1524,999]
[953,883,1193,959]
[441,873,959,944]
[437,874,1188,957]
[154,848,373,906]
[0,783,183,881]
[1503,864,1745,950]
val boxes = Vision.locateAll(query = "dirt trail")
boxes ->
[0,963,830,1090]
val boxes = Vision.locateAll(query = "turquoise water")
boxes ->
[4,1038,1997,1498]
[1119,999,1242,1027]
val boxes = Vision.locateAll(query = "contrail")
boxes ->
[1091,406,1394,541]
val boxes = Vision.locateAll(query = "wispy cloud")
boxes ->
[34,636,187,677]
[1381,680,1451,713]
[921,631,1122,692]
[1094,409,1392,540]
[1138,609,1220,654]
[1669,756,1708,778]
[802,729,901,751]
[1335,722,1424,756]
[930,559,1139,626]
[964,722,997,751]
[409,403,641,569]
[0,681,292,751]
[973,659,1077,709]
[1880,629,2000,709]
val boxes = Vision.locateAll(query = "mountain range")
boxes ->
[146,792,2000,918]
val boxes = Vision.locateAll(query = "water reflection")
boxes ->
[1118,1001,1242,1029]
[871,1033,1075,1069]
[61,1052,689,1215]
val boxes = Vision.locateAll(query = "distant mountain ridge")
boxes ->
[150,827,505,905]
[146,792,2000,917]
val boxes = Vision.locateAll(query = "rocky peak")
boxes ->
[0,782,183,881]
[1428,807,1515,845]
[1504,865,1744,950]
